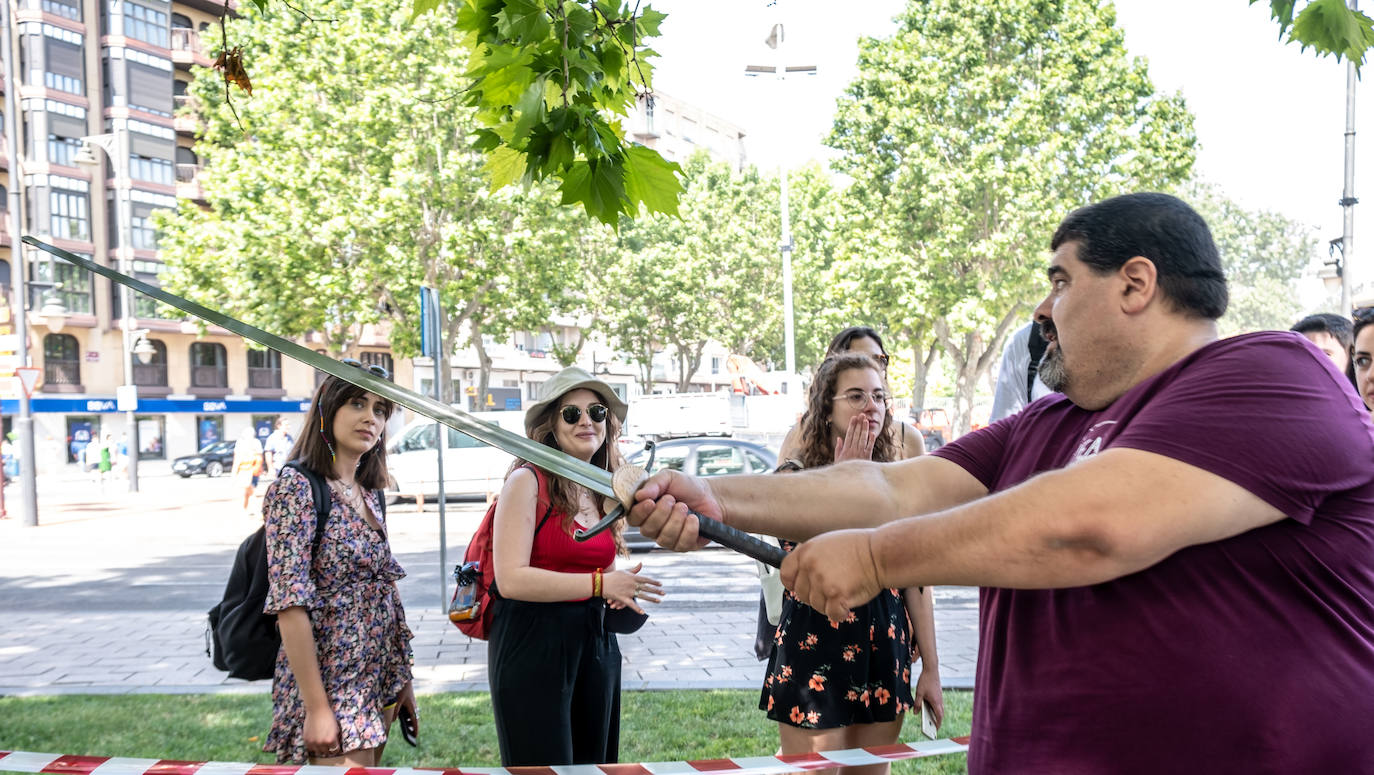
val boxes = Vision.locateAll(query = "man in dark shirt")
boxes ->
[629,193,1374,773]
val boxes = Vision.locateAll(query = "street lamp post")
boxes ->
[75,128,141,492]
[1,0,42,525]
[746,22,815,394]
[1339,2,1358,313]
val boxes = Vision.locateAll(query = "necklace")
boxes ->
[335,479,356,499]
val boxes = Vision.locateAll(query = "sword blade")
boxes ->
[23,236,617,499]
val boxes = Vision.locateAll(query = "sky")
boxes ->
[645,0,1372,296]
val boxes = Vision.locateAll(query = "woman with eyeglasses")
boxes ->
[487,366,664,766]
[261,360,416,765]
[762,353,942,775]
[778,327,925,465]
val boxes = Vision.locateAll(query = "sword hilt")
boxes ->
[574,441,787,569]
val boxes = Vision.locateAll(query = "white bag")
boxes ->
[755,534,785,626]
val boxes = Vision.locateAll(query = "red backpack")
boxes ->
[449,463,555,639]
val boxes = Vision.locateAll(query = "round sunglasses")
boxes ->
[561,403,609,424]
[341,357,391,380]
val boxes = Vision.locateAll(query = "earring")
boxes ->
[318,415,336,462]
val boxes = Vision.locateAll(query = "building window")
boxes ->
[127,62,172,116]
[132,259,164,317]
[130,215,159,249]
[129,153,174,185]
[42,0,81,20]
[359,351,393,376]
[136,415,165,459]
[132,338,167,386]
[120,1,169,47]
[43,332,80,387]
[43,37,84,94]
[30,256,93,314]
[50,188,90,241]
[189,341,227,389]
[247,348,282,389]
[47,134,82,166]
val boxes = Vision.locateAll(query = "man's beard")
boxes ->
[1038,345,1067,392]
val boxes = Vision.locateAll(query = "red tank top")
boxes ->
[528,506,616,585]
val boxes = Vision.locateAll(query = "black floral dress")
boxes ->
[261,468,414,763]
[759,541,914,729]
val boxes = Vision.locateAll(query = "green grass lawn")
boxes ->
[0,691,972,774]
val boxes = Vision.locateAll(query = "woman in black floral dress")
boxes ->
[262,362,415,765]
[760,353,943,774]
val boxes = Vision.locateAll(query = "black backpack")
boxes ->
[205,460,385,681]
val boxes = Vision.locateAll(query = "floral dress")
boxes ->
[759,541,914,729]
[261,467,414,763]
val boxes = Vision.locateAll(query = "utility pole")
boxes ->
[746,20,815,393]
[1339,0,1359,312]
[2,0,40,526]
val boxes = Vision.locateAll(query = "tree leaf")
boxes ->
[636,7,667,37]
[496,0,552,43]
[623,144,684,217]
[484,146,529,191]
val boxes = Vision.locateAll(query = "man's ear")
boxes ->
[1119,256,1158,314]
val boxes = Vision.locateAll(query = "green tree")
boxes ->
[1180,181,1316,335]
[607,153,784,391]
[829,0,1197,433]
[159,0,608,401]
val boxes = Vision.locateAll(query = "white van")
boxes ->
[384,411,525,503]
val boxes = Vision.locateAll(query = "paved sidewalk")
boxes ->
[0,468,979,696]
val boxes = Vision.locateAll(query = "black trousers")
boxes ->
[487,597,622,766]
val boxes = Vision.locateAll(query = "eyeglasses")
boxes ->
[872,353,890,369]
[341,357,390,381]
[561,403,608,424]
[832,389,890,410]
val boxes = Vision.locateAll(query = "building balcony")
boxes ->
[170,28,213,68]
[176,163,205,201]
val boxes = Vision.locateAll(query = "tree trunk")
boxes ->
[471,320,493,413]
[674,340,708,392]
[905,324,938,411]
[934,306,1029,436]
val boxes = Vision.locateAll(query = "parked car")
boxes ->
[384,413,524,504]
[172,440,236,478]
[620,437,778,552]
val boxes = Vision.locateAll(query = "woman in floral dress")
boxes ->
[761,353,943,775]
[261,361,415,765]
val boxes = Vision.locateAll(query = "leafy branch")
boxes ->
[1252,0,1374,67]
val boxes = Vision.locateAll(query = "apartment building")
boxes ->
[0,0,404,471]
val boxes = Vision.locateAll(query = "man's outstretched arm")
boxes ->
[784,447,1288,621]
[628,453,989,550]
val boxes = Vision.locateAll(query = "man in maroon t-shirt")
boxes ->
[628,193,1374,773]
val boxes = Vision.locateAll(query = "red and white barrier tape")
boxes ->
[0,741,969,775]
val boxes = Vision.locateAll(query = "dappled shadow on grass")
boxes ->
[0,690,971,774]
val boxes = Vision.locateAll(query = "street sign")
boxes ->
[116,384,138,411]
[15,367,39,399]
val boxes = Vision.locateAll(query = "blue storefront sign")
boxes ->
[0,398,315,414]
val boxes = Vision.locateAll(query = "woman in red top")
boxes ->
[489,367,664,766]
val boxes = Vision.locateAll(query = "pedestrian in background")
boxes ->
[487,366,663,766]
[262,360,415,764]
[1292,312,1355,385]
[233,427,263,515]
[264,417,296,479]
[763,353,941,775]
[778,327,924,463]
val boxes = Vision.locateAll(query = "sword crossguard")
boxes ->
[575,442,656,543]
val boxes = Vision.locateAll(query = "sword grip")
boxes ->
[693,510,786,568]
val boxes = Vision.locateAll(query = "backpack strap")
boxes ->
[521,463,556,535]
[280,460,331,556]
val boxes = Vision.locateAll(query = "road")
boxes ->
[0,469,979,694]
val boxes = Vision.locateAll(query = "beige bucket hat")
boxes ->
[524,366,629,438]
